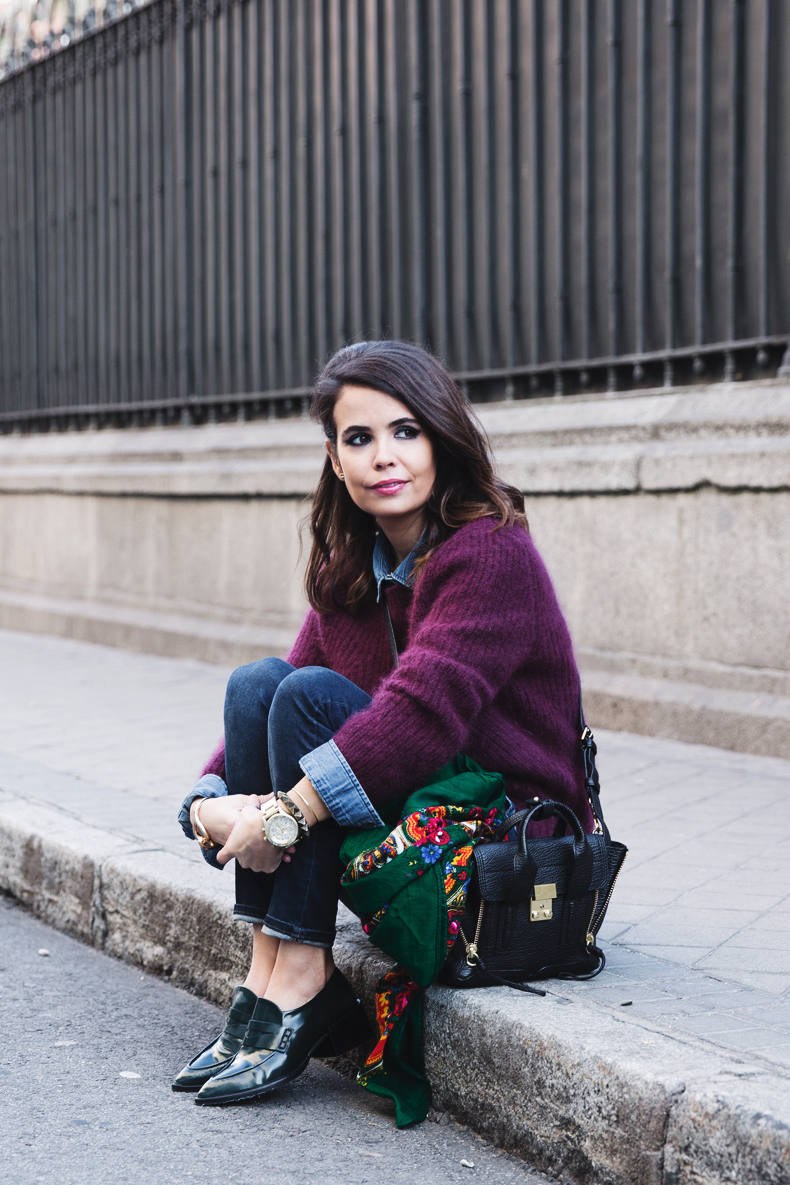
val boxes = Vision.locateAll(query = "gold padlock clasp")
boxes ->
[530,883,556,922]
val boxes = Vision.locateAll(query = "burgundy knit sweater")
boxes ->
[203,519,591,830]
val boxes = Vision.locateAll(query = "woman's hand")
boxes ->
[193,793,262,846]
[216,803,296,873]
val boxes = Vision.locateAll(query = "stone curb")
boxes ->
[2,797,789,1185]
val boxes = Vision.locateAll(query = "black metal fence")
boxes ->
[2,0,790,432]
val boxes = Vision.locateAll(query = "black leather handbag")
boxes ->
[439,709,628,994]
[382,596,627,996]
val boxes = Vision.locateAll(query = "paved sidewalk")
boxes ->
[1,628,789,1183]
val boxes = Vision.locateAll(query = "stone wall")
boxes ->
[1,381,788,756]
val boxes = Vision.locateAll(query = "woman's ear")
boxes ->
[326,440,344,481]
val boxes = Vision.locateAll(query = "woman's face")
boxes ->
[329,385,437,530]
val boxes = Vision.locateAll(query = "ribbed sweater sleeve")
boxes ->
[331,522,538,805]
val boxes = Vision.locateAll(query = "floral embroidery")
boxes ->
[420,843,444,864]
[350,800,503,1088]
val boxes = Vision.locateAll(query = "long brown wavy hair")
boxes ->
[306,340,528,614]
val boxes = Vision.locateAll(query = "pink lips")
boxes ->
[369,479,408,496]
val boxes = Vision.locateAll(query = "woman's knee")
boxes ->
[269,666,369,731]
[225,657,294,719]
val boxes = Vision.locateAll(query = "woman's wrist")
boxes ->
[288,776,330,825]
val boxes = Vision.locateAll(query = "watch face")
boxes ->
[266,811,299,848]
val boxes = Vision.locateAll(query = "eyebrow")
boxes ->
[341,417,420,435]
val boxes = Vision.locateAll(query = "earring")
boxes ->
[337,471,345,482]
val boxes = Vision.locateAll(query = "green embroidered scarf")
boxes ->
[339,755,508,1128]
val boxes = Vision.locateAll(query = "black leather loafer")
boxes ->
[194,969,372,1106]
[171,985,258,1092]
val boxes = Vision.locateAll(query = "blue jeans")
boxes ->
[224,658,373,947]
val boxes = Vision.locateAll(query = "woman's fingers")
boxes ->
[216,804,284,873]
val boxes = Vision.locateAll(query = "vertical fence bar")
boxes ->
[54,64,68,408]
[0,105,12,407]
[695,0,710,348]
[232,0,247,394]
[1,102,15,406]
[635,0,651,359]
[74,54,86,410]
[556,0,570,375]
[608,0,622,383]
[139,29,154,408]
[84,50,98,408]
[384,0,402,343]
[117,41,131,405]
[665,0,681,383]
[106,41,120,406]
[277,0,293,385]
[189,13,204,399]
[4,98,17,408]
[530,0,544,366]
[42,73,55,406]
[581,0,594,362]
[152,27,165,401]
[346,0,363,343]
[127,31,141,406]
[26,77,41,410]
[245,0,261,391]
[311,0,329,369]
[410,0,430,348]
[727,0,745,375]
[293,0,311,384]
[363,0,383,343]
[505,0,521,376]
[204,5,220,395]
[178,3,194,400]
[759,0,774,339]
[457,0,474,370]
[480,0,495,368]
[216,2,232,397]
[64,57,77,406]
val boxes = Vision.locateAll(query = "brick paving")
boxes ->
[1,627,789,1079]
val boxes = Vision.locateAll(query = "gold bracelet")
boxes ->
[192,797,219,851]
[290,787,318,827]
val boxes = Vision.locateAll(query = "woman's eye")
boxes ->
[395,426,419,439]
[345,432,371,446]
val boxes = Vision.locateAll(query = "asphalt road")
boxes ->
[0,896,552,1185]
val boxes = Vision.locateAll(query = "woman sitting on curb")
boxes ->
[174,339,590,1115]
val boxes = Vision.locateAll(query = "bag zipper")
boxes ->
[460,900,486,966]
[587,851,627,944]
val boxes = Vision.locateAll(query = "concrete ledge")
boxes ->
[2,792,789,1185]
[0,587,292,666]
[2,383,789,500]
[581,667,790,760]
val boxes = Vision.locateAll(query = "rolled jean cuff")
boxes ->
[299,740,384,829]
[178,774,228,870]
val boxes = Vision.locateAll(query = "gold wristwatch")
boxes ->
[260,793,311,848]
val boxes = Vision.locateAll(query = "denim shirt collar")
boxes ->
[373,531,420,602]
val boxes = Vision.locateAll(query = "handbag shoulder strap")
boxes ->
[578,683,610,842]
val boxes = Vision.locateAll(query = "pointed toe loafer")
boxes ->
[171,985,257,1092]
[195,969,372,1106]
